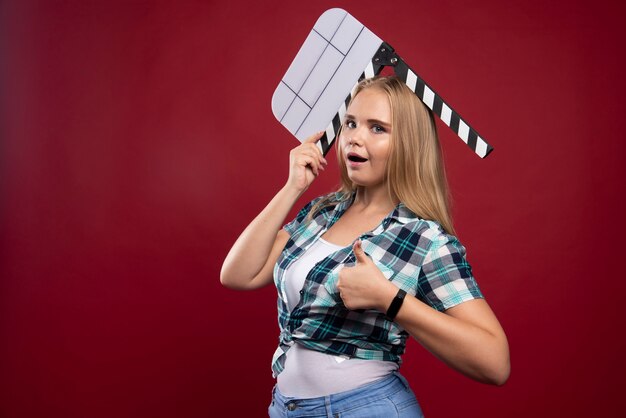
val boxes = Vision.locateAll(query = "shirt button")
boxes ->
[287,402,297,411]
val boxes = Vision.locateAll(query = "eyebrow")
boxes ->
[344,114,392,128]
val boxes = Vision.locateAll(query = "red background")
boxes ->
[2,0,625,417]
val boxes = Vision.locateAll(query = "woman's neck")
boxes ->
[352,184,399,215]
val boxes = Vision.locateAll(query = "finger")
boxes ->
[298,142,327,165]
[303,130,325,144]
[308,157,322,176]
[300,150,325,175]
[299,147,322,162]
[310,144,328,166]
[300,148,327,170]
[353,240,369,264]
[301,157,319,176]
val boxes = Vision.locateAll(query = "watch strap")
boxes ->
[385,288,407,320]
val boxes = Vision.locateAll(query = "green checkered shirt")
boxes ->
[271,192,483,377]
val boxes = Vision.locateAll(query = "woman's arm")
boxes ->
[220,192,294,290]
[392,296,510,386]
[220,132,327,290]
[338,241,510,385]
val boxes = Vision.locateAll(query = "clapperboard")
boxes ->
[271,8,493,159]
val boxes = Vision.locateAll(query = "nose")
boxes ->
[347,126,365,146]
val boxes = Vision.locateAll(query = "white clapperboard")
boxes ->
[271,8,493,159]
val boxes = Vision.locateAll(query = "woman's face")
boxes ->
[339,88,392,189]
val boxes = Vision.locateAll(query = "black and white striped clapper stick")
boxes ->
[271,8,493,158]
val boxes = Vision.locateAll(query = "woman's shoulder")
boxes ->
[306,191,352,215]
[393,215,462,250]
[301,190,346,206]
[288,191,350,230]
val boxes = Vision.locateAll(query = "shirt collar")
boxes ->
[389,203,418,225]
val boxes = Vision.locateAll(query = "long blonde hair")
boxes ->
[312,76,455,234]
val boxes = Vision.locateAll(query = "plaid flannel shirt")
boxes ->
[271,192,483,377]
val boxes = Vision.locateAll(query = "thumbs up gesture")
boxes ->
[337,240,398,312]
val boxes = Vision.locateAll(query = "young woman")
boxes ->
[221,76,510,417]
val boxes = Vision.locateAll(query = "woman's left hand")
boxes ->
[337,240,398,312]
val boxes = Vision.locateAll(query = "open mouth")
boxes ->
[347,154,368,163]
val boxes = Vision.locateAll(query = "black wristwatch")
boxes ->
[385,289,407,320]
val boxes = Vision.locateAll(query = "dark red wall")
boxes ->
[2,0,625,417]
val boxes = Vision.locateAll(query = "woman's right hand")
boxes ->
[286,131,328,193]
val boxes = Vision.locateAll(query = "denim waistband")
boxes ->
[272,371,411,412]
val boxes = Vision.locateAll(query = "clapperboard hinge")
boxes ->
[319,41,493,159]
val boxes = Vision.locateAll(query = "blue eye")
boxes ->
[345,120,356,129]
[372,125,386,134]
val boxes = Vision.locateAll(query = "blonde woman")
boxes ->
[221,77,510,417]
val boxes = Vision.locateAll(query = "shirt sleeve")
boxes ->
[416,233,483,311]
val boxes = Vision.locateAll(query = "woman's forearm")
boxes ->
[221,132,327,290]
[220,184,301,290]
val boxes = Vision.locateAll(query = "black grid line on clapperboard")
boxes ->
[278,12,367,155]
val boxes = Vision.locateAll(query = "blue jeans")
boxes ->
[268,372,424,417]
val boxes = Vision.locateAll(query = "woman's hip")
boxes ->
[268,372,424,417]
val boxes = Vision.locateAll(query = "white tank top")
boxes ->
[278,237,398,398]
